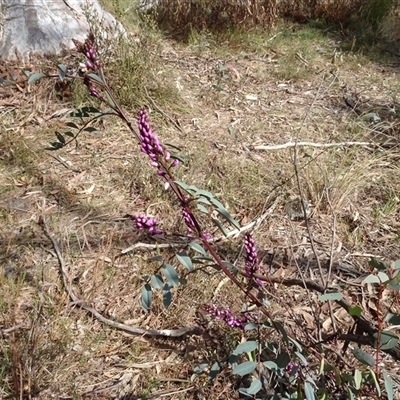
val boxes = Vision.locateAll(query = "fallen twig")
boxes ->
[254,141,373,151]
[39,215,202,338]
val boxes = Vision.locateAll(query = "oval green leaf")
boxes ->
[352,346,375,367]
[319,292,343,302]
[28,72,46,85]
[233,340,258,355]
[141,283,152,310]
[232,361,257,377]
[188,242,206,255]
[304,381,315,400]
[161,264,180,287]
[176,251,193,271]
[162,283,172,308]
[87,73,103,84]
[240,379,262,395]
[383,371,394,400]
[150,274,163,289]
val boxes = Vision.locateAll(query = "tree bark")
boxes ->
[0,0,124,61]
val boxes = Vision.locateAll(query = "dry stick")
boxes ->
[292,73,338,342]
[39,216,202,338]
[323,181,338,334]
[253,141,374,151]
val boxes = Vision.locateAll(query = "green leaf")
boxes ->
[161,264,180,287]
[141,284,152,310]
[368,369,381,397]
[83,126,97,133]
[57,64,66,81]
[176,251,193,271]
[87,73,103,84]
[295,351,308,366]
[274,321,289,344]
[46,142,64,150]
[28,72,46,85]
[192,255,213,263]
[196,197,212,206]
[276,351,291,368]
[369,258,387,271]
[193,363,208,374]
[348,306,362,317]
[351,346,375,366]
[212,218,228,236]
[387,281,400,291]
[383,371,394,400]
[240,379,262,395]
[354,369,362,390]
[374,331,399,350]
[64,131,75,138]
[65,122,79,129]
[232,361,257,377]
[174,180,191,191]
[318,292,343,302]
[164,142,181,151]
[233,340,258,355]
[304,381,315,400]
[188,242,206,255]
[55,131,66,144]
[263,361,278,371]
[391,259,400,270]
[288,337,303,352]
[162,283,172,308]
[362,274,380,284]
[105,92,116,107]
[244,323,258,331]
[81,106,101,114]
[209,361,220,380]
[216,207,241,230]
[221,260,238,274]
[197,203,209,214]
[171,153,186,164]
[377,271,390,283]
[150,274,163,289]
[385,313,400,325]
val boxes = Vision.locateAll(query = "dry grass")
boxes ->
[1,4,400,399]
[141,0,277,37]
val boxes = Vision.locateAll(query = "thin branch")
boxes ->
[39,216,202,338]
[254,141,373,151]
[246,265,400,361]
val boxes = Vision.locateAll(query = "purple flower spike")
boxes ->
[244,233,263,286]
[182,207,195,234]
[132,214,162,236]
[203,304,249,329]
[171,159,179,168]
[137,109,168,175]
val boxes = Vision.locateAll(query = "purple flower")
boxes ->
[203,304,249,329]
[244,233,263,286]
[132,214,162,235]
[182,207,195,234]
[74,33,100,71]
[137,109,179,173]
[285,361,300,378]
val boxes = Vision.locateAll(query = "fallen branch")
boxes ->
[253,141,373,151]
[39,216,202,338]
